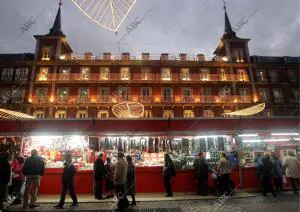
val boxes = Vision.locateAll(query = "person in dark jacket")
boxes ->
[94,153,106,199]
[126,155,136,206]
[22,149,45,209]
[0,152,11,211]
[272,154,284,194]
[261,153,276,197]
[193,152,209,196]
[54,152,78,209]
[11,154,25,204]
[104,157,114,198]
[163,154,175,197]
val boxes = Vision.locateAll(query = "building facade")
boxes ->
[0,4,299,120]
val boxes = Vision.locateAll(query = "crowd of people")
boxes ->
[0,149,299,211]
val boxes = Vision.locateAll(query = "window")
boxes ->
[1,68,13,81]
[219,69,227,81]
[78,88,89,103]
[141,67,150,80]
[201,87,212,103]
[33,111,45,118]
[100,67,110,80]
[41,47,51,60]
[182,88,193,102]
[12,88,25,103]
[143,109,153,118]
[162,88,173,103]
[294,89,300,102]
[140,87,152,103]
[269,70,279,82]
[258,88,269,102]
[237,69,247,81]
[163,110,174,118]
[184,110,194,118]
[37,67,49,81]
[161,68,171,81]
[116,87,130,101]
[223,110,232,118]
[200,68,210,81]
[35,88,47,103]
[76,110,88,119]
[239,88,250,102]
[0,88,10,103]
[97,110,109,118]
[272,89,284,103]
[57,87,69,103]
[203,110,214,118]
[120,67,130,80]
[59,68,70,80]
[99,87,110,102]
[181,68,190,81]
[80,67,90,80]
[55,110,67,119]
[256,69,267,81]
[232,48,244,62]
[15,68,28,81]
[288,70,298,82]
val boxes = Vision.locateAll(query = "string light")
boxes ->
[223,103,265,116]
[0,109,36,120]
[112,101,144,118]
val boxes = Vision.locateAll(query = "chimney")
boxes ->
[197,54,205,61]
[84,52,93,60]
[179,53,187,61]
[160,53,169,61]
[141,53,150,60]
[121,53,130,60]
[103,53,111,60]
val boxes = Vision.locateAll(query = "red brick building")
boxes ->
[0,3,299,120]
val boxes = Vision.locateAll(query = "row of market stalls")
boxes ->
[0,118,299,194]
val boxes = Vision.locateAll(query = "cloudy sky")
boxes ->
[0,0,299,58]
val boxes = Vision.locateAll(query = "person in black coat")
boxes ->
[163,154,175,197]
[54,152,78,209]
[126,155,136,206]
[94,153,106,199]
[193,152,209,196]
[261,153,276,197]
[0,152,11,211]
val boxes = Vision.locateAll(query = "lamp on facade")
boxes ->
[222,56,228,62]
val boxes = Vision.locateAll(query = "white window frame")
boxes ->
[219,69,227,81]
[80,67,90,80]
[100,67,110,80]
[0,88,11,103]
[203,110,214,118]
[233,48,244,62]
[1,68,13,81]
[78,87,89,103]
[97,110,109,118]
[141,67,150,80]
[37,67,49,81]
[237,69,247,81]
[183,110,194,118]
[59,67,71,80]
[35,88,48,103]
[55,110,67,119]
[181,68,190,81]
[76,110,88,119]
[12,88,25,103]
[15,68,28,81]
[163,110,174,118]
[41,47,51,60]
[120,67,130,80]
[33,111,45,118]
[140,87,152,103]
[99,87,110,102]
[200,68,210,81]
[57,87,69,103]
[143,109,153,118]
[161,68,171,81]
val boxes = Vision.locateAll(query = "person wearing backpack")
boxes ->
[163,154,175,197]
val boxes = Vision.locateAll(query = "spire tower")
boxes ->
[47,0,64,36]
[222,0,237,39]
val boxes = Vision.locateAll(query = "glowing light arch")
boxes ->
[224,103,265,116]
[0,109,36,120]
[112,101,144,118]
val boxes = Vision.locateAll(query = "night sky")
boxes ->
[0,0,299,58]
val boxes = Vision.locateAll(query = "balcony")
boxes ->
[140,96,152,103]
[32,96,48,103]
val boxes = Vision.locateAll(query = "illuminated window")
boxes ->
[269,69,279,82]
[57,87,69,103]
[161,68,171,81]
[59,67,70,80]
[203,110,214,118]
[258,88,269,102]
[184,110,194,118]
[143,109,153,118]
[256,69,267,81]
[78,88,89,103]
[182,88,193,102]
[76,110,88,119]
[80,67,90,80]
[219,69,227,81]
[37,67,49,81]
[120,67,130,80]
[1,68,13,81]
[36,88,47,103]
[163,110,174,118]
[0,88,10,103]
[272,88,284,103]
[239,88,250,102]
[162,88,173,103]
[233,48,244,62]
[200,68,210,81]
[99,87,110,103]
[33,111,45,118]
[15,68,28,81]
[237,69,247,81]
[55,110,67,119]
[12,88,25,103]
[140,87,152,103]
[223,110,232,118]
[141,67,150,80]
[97,110,109,118]
[100,67,110,80]
[41,47,51,60]
[288,70,298,82]
[181,68,190,81]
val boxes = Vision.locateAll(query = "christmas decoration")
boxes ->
[224,103,265,116]
[112,101,144,118]
[0,109,36,119]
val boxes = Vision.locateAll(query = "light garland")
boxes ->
[72,0,137,32]
[224,103,265,116]
[0,109,36,120]
[112,101,144,118]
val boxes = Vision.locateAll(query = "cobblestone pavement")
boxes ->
[8,192,299,212]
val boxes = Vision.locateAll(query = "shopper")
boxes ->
[104,157,114,198]
[94,153,106,199]
[193,152,209,196]
[271,154,284,194]
[126,155,136,206]
[22,149,45,209]
[163,153,175,197]
[113,151,129,211]
[283,151,300,195]
[11,154,25,204]
[217,152,231,195]
[54,152,78,209]
[0,152,11,212]
[261,153,276,197]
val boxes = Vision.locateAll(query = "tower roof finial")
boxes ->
[59,0,62,6]
[46,0,64,36]
[223,0,226,10]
